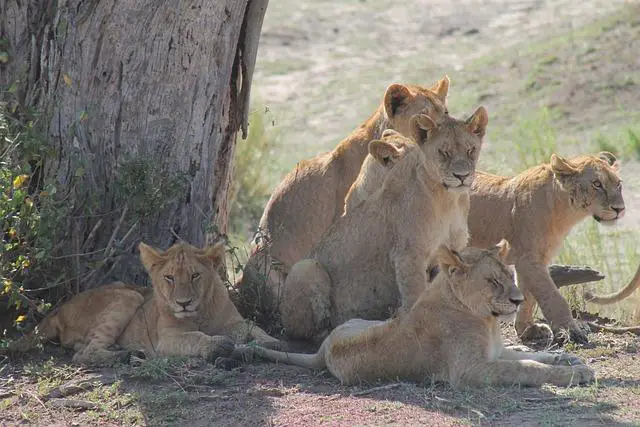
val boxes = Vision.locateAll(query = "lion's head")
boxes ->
[345,106,489,213]
[382,76,450,137]
[411,106,487,192]
[139,241,226,319]
[550,152,625,225]
[436,240,523,321]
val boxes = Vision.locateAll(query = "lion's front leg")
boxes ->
[500,347,587,367]
[226,319,284,350]
[514,259,588,343]
[156,331,234,362]
[458,359,594,387]
[394,253,429,314]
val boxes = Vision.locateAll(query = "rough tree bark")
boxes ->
[0,0,269,290]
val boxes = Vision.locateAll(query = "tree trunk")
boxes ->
[0,0,268,290]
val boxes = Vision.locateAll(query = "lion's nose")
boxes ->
[612,206,625,218]
[176,299,192,309]
[509,297,523,307]
[453,172,469,182]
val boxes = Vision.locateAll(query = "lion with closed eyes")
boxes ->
[239,242,594,388]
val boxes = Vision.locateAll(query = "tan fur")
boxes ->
[468,152,625,343]
[236,77,451,318]
[240,243,594,387]
[277,107,487,341]
[9,242,281,365]
[584,263,640,305]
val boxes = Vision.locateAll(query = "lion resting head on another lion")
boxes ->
[240,241,594,388]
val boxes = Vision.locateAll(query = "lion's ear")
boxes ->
[550,153,578,176]
[435,244,467,276]
[490,239,511,263]
[411,113,437,145]
[429,75,450,104]
[383,83,414,118]
[598,151,619,171]
[201,241,226,267]
[381,129,401,138]
[369,139,402,166]
[139,242,165,271]
[465,106,488,138]
[598,151,617,166]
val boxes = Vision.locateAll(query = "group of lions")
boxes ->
[11,76,639,388]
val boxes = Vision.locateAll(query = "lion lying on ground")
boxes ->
[278,106,488,341]
[236,77,451,322]
[468,152,625,343]
[239,242,594,387]
[9,241,281,365]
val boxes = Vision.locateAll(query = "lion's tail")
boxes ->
[253,343,326,370]
[6,312,60,353]
[585,262,640,305]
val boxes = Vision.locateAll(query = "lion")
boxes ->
[8,241,282,365]
[238,241,594,388]
[236,76,451,321]
[468,152,625,343]
[277,106,488,341]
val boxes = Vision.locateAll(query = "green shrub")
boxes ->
[228,107,277,241]
[0,103,65,330]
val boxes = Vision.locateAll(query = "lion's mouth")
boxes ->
[593,214,620,223]
[492,309,517,318]
[174,309,198,318]
[443,182,470,192]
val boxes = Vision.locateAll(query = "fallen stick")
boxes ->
[351,383,403,397]
[48,398,98,411]
[549,265,605,288]
[586,322,640,335]
[46,374,117,399]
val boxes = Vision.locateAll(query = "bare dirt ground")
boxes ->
[3,1,640,426]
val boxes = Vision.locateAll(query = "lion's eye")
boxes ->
[438,149,450,160]
[164,275,174,284]
[489,278,501,289]
[191,273,201,281]
[592,180,602,189]
[467,147,476,157]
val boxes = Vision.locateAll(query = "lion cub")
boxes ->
[240,242,594,387]
[9,241,281,365]
[469,153,625,343]
[278,107,487,341]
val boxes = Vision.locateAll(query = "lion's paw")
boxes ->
[204,336,235,362]
[519,323,554,344]
[213,356,242,370]
[570,364,595,385]
[553,352,586,367]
